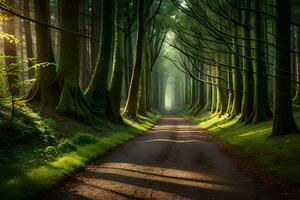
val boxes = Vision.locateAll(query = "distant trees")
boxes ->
[169,0,300,136]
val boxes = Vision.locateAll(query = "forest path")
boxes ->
[45,114,286,200]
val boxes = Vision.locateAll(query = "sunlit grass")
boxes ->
[185,111,300,183]
[0,106,160,200]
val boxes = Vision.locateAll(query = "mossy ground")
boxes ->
[0,100,160,200]
[184,111,300,184]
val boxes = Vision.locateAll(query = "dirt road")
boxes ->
[45,115,293,200]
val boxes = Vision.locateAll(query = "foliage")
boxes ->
[186,111,300,183]
[0,104,160,200]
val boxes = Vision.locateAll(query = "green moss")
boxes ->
[0,105,160,200]
[185,111,300,183]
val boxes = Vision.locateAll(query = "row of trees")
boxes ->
[168,0,300,136]
[0,0,167,126]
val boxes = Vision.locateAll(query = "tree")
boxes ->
[251,0,272,123]
[122,0,145,118]
[23,0,34,79]
[109,0,125,123]
[85,0,114,114]
[239,0,254,122]
[272,0,299,136]
[26,0,58,111]
[56,0,95,122]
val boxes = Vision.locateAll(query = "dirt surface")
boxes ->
[44,114,300,200]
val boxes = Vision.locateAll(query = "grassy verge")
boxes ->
[0,103,160,200]
[184,111,300,184]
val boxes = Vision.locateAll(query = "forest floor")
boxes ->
[0,101,160,200]
[44,114,299,200]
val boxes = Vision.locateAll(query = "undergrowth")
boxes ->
[0,101,160,200]
[184,111,300,184]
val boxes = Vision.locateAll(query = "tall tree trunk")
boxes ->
[240,0,254,122]
[124,0,134,97]
[109,0,124,123]
[293,27,300,104]
[80,0,91,90]
[90,0,101,71]
[23,0,34,79]
[226,54,234,115]
[122,0,145,118]
[272,0,299,136]
[230,26,243,117]
[252,0,272,123]
[85,0,114,114]
[56,0,95,122]
[138,32,151,113]
[211,67,217,113]
[204,65,212,111]
[138,66,147,115]
[216,57,228,114]
[26,0,58,110]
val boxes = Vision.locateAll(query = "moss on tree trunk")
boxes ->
[56,0,98,124]
[108,0,124,123]
[122,0,145,119]
[85,0,114,114]
[240,1,254,123]
[26,0,58,111]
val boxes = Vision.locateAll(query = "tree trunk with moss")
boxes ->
[56,0,96,123]
[122,0,145,118]
[230,27,243,117]
[272,0,299,136]
[239,0,254,122]
[85,0,114,114]
[216,57,228,115]
[108,0,124,123]
[251,0,272,123]
[124,0,134,97]
[26,0,58,110]
[142,33,151,112]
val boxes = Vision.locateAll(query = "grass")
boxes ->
[0,102,160,200]
[184,111,300,184]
